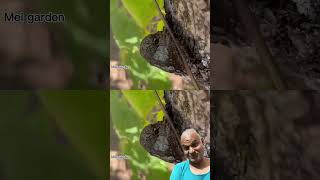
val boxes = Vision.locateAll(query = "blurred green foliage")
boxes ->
[110,90,170,180]
[0,91,106,180]
[111,0,172,89]
[36,0,108,88]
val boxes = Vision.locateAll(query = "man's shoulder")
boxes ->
[170,160,190,180]
[173,160,189,170]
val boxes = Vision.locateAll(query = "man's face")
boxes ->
[181,132,204,163]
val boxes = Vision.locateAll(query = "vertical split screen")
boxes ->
[1,0,320,180]
[110,0,211,179]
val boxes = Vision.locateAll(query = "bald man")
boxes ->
[170,129,210,180]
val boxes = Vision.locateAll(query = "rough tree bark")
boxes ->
[213,91,320,179]
[167,0,210,89]
[140,90,210,164]
[164,0,210,84]
[212,0,320,90]
[140,0,210,89]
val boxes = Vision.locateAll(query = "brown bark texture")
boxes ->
[212,0,320,90]
[213,91,320,180]
[164,0,210,89]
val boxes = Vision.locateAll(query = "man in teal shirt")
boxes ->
[170,129,210,180]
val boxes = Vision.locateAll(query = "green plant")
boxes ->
[110,0,171,89]
[0,91,106,180]
[110,90,170,180]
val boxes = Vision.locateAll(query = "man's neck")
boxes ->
[190,157,209,169]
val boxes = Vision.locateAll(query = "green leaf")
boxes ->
[111,4,143,47]
[110,90,170,179]
[0,92,102,180]
[122,90,159,120]
[125,127,139,134]
[121,0,164,29]
[111,0,171,89]
[157,20,165,31]
[125,37,139,44]
[39,91,106,178]
[110,91,144,137]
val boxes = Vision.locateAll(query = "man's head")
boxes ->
[180,128,205,163]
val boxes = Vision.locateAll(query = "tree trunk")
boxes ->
[164,0,210,89]
[140,90,210,163]
[213,91,320,179]
[212,0,320,90]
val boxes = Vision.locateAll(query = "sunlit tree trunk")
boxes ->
[164,0,210,89]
